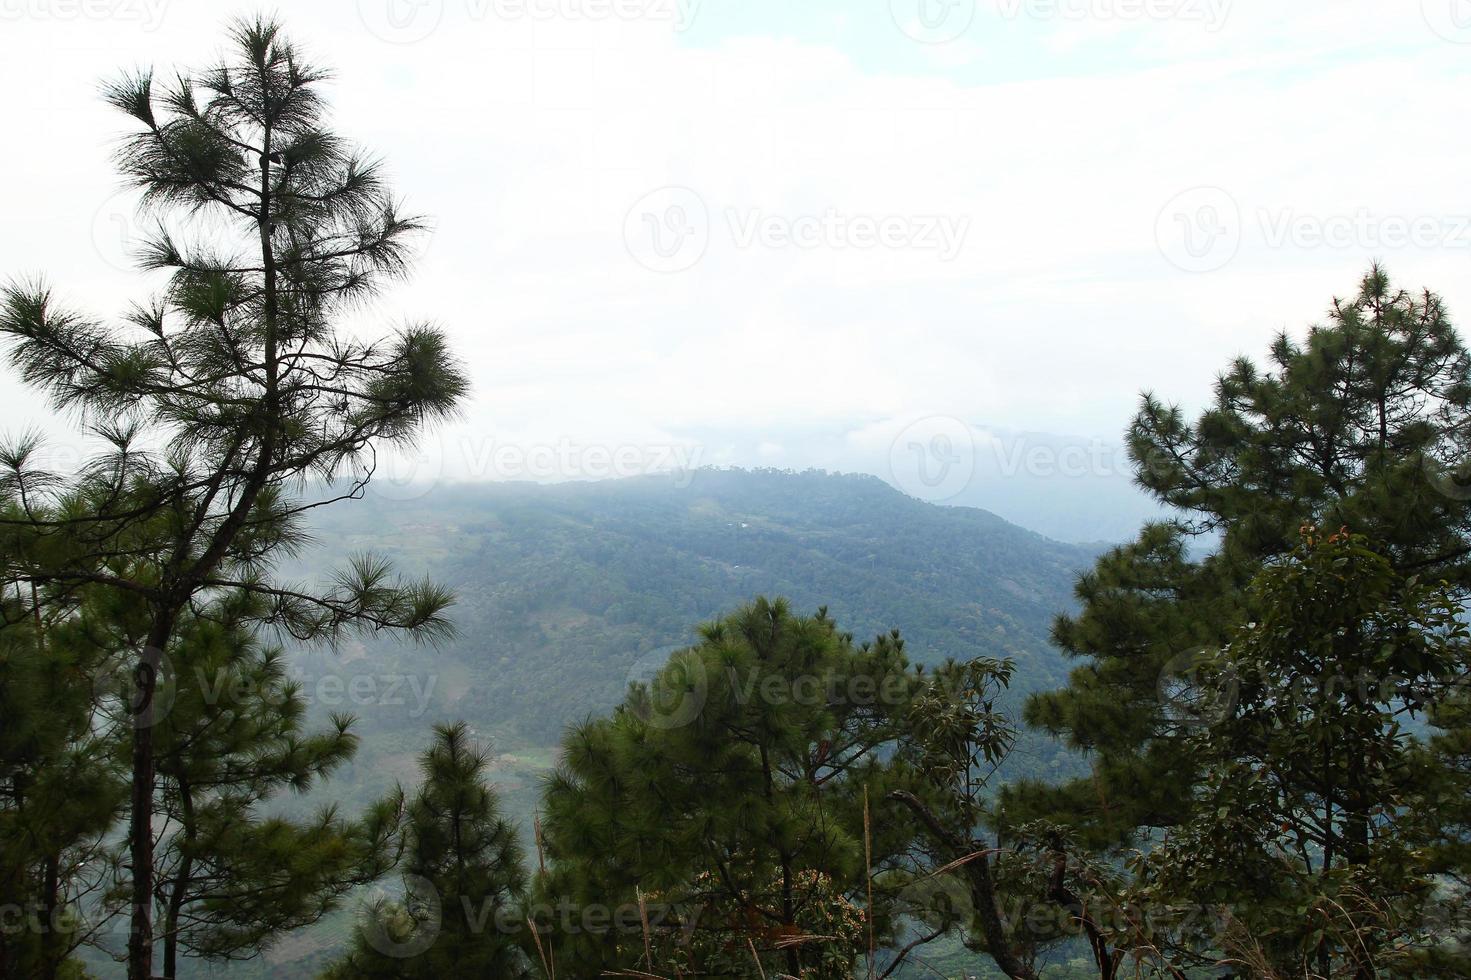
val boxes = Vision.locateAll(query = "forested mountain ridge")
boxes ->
[300,467,1098,747]
[128,469,1093,978]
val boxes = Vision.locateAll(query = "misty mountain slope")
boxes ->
[301,468,1098,746]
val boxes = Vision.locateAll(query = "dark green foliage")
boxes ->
[324,722,532,979]
[0,581,128,980]
[1132,530,1471,975]
[537,598,927,978]
[1011,266,1471,847]
[0,17,467,977]
[151,595,402,976]
[1414,683,1471,972]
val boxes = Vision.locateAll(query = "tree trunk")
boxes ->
[162,775,196,980]
[131,109,278,980]
[889,790,1037,980]
[38,852,60,980]
[127,617,172,980]
[1,779,25,979]
[780,858,800,978]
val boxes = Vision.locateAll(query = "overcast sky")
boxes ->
[2,0,1469,538]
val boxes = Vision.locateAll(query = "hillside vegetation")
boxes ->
[300,468,1094,747]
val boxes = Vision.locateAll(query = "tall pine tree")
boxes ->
[0,18,467,977]
[1009,267,1471,848]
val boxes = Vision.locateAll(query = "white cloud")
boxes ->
[1,1,1467,538]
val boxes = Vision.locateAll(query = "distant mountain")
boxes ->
[166,469,1100,978]
[636,420,1163,543]
[299,468,1098,747]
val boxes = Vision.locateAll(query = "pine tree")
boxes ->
[1009,267,1471,848]
[538,598,926,979]
[2,533,406,978]
[0,571,128,980]
[0,18,467,978]
[150,593,401,978]
[324,722,532,979]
